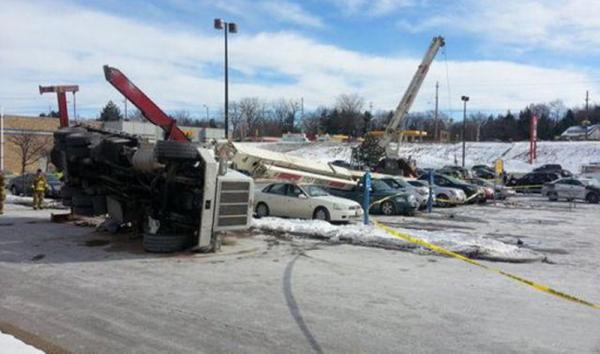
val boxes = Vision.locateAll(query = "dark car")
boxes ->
[440,165,471,179]
[419,173,483,203]
[326,179,419,216]
[8,173,62,198]
[471,165,496,179]
[506,172,560,193]
[533,164,572,177]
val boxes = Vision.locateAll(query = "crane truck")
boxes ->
[374,36,445,177]
[51,66,253,253]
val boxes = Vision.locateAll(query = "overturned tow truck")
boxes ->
[50,66,253,253]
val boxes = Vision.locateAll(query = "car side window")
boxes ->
[267,183,287,195]
[286,185,304,198]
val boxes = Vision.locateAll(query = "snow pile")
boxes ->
[258,141,600,173]
[4,194,65,209]
[252,217,545,263]
[0,331,44,354]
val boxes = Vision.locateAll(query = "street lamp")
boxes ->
[203,104,210,121]
[461,95,469,167]
[214,18,238,139]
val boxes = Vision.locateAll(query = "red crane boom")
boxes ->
[103,65,189,142]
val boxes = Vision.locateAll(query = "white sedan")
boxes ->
[254,182,364,223]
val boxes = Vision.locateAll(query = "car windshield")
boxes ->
[408,180,427,187]
[372,179,394,192]
[303,185,329,197]
[444,175,465,185]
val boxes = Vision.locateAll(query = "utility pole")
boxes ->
[585,90,590,140]
[301,97,304,120]
[461,96,469,167]
[214,19,238,139]
[434,81,439,142]
[123,97,128,120]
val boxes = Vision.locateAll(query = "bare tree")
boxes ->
[272,98,301,133]
[301,113,321,136]
[335,94,365,114]
[238,98,264,139]
[126,109,145,122]
[9,134,52,174]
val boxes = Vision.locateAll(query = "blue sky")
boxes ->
[1,0,599,120]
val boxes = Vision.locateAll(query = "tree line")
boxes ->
[91,97,600,142]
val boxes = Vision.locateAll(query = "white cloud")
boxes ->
[0,0,597,119]
[397,0,600,54]
[212,0,323,28]
[328,0,415,16]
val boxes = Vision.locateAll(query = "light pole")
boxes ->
[203,104,210,121]
[214,18,238,139]
[461,96,469,167]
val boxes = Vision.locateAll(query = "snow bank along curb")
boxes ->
[252,217,545,263]
[5,194,65,209]
[0,331,44,354]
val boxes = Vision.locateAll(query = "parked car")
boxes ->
[377,176,428,209]
[254,182,363,223]
[507,172,560,193]
[418,173,484,203]
[8,173,62,198]
[439,165,471,179]
[406,179,467,207]
[541,178,600,203]
[326,179,419,216]
[471,165,496,179]
[533,164,572,177]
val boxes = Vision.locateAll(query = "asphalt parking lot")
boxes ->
[1,198,599,353]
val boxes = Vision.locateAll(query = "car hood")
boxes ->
[312,195,361,207]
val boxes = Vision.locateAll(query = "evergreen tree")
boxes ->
[98,100,123,121]
[355,135,385,167]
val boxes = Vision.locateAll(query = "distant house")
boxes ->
[560,124,600,140]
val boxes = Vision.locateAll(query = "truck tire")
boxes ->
[143,232,191,253]
[155,140,199,162]
[72,194,93,207]
[66,133,91,147]
[73,206,94,216]
[92,195,107,215]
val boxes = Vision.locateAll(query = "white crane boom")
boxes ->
[379,36,445,150]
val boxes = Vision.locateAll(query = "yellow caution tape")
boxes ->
[505,184,544,190]
[373,220,600,309]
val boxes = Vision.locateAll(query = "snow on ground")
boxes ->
[0,331,44,354]
[252,217,544,263]
[257,140,600,173]
[4,195,65,209]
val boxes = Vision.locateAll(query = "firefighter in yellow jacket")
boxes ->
[0,170,5,215]
[32,169,48,210]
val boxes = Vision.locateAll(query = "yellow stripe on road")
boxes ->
[373,220,600,310]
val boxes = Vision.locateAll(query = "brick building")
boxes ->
[1,115,60,175]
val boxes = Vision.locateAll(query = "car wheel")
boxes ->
[547,191,558,201]
[436,193,449,207]
[10,186,18,196]
[255,203,270,218]
[313,207,330,221]
[586,192,599,204]
[380,200,396,216]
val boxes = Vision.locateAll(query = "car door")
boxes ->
[570,180,587,199]
[553,179,569,198]
[285,184,311,218]
[262,183,288,217]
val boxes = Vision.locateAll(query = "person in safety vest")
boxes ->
[31,169,48,210]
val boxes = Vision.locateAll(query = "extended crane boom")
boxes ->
[379,36,445,150]
[103,65,189,142]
